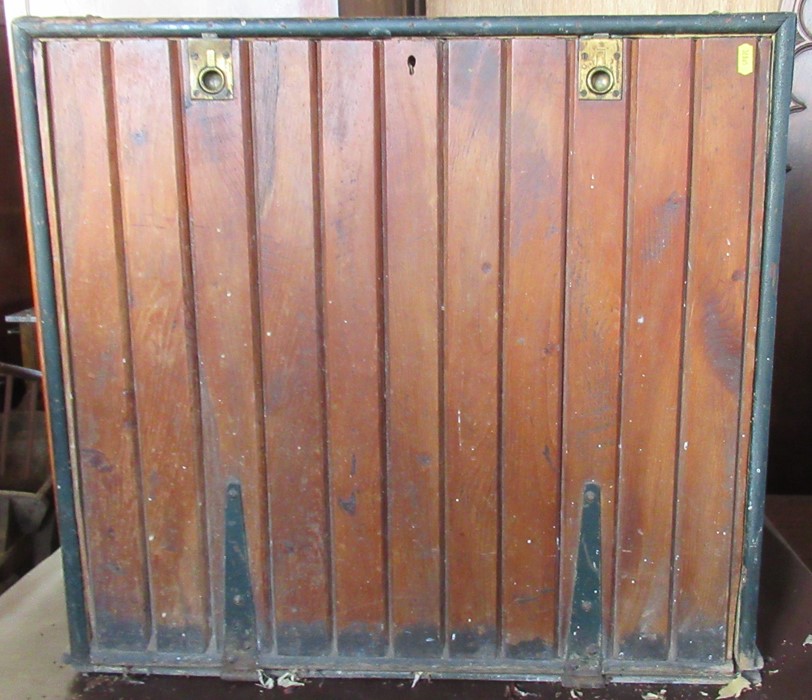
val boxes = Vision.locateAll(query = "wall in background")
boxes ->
[9,0,337,17]
[0,0,31,365]
[770,0,812,494]
[428,0,778,14]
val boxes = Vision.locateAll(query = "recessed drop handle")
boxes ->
[188,39,234,101]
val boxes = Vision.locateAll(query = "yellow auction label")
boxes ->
[737,43,754,76]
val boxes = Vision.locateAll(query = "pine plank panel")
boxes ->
[319,39,387,656]
[613,38,692,660]
[45,39,151,649]
[111,38,210,652]
[33,41,94,623]
[500,37,567,660]
[727,37,771,658]
[671,37,757,662]
[444,38,502,658]
[181,40,271,652]
[560,39,628,654]
[252,39,331,656]
[382,38,443,658]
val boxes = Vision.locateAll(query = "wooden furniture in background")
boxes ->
[4,309,38,370]
[0,362,56,593]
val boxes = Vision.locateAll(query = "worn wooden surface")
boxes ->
[500,37,567,659]
[182,38,272,652]
[728,35,771,658]
[382,38,443,658]
[4,515,812,698]
[444,38,502,659]
[560,37,627,656]
[252,39,332,656]
[613,38,691,661]
[112,39,211,652]
[671,37,757,663]
[320,39,388,656]
[38,35,771,673]
[45,40,150,649]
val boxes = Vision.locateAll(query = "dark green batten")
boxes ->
[736,12,797,672]
[13,13,793,40]
[564,483,603,686]
[223,482,258,664]
[11,21,91,663]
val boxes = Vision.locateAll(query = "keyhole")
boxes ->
[407,55,416,75]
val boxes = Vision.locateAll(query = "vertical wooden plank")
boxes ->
[252,39,331,656]
[445,38,501,658]
[383,39,442,658]
[672,37,756,662]
[111,39,210,652]
[320,39,387,656]
[182,39,271,651]
[727,37,771,658]
[561,39,628,654]
[501,37,567,660]
[34,41,93,624]
[45,40,150,649]
[613,38,692,661]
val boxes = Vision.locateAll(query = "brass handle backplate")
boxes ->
[188,38,234,101]
[578,36,623,101]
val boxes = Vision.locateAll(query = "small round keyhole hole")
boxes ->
[198,66,226,95]
[407,55,416,75]
[586,66,614,95]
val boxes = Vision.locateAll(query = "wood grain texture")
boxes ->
[727,37,771,659]
[319,39,387,656]
[500,37,567,660]
[111,38,209,652]
[671,38,756,663]
[613,38,692,661]
[382,38,442,658]
[35,32,775,671]
[560,38,628,656]
[182,39,271,652]
[444,38,501,658]
[45,39,150,649]
[34,40,90,593]
[251,39,331,657]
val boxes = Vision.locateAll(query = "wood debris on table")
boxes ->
[716,675,751,699]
